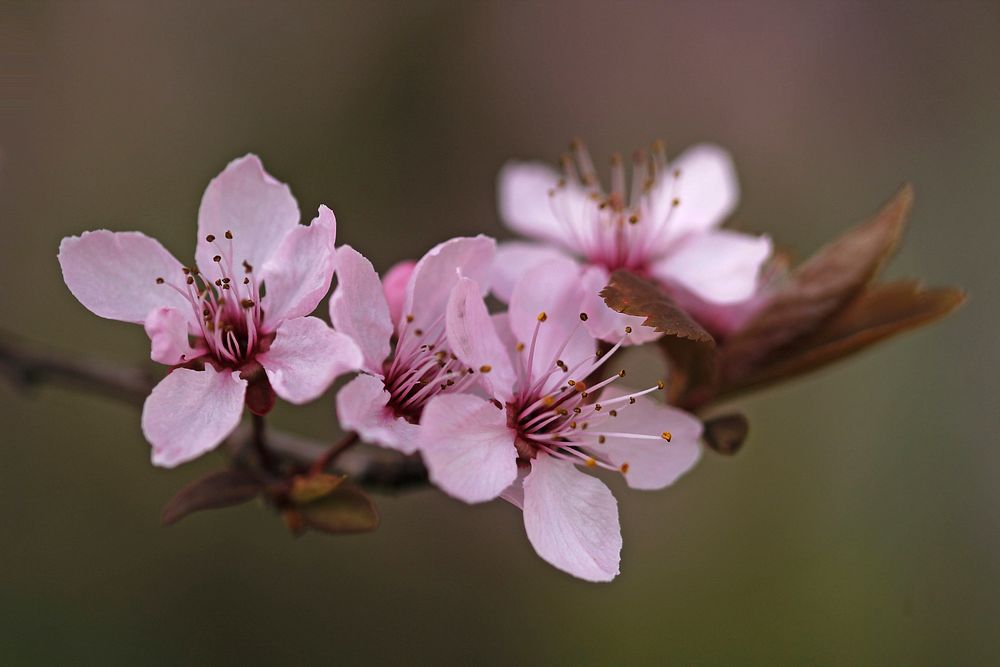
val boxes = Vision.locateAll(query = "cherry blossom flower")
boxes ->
[58,155,362,467]
[495,140,774,337]
[418,258,703,581]
[329,236,495,454]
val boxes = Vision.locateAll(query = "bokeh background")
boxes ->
[1,1,997,664]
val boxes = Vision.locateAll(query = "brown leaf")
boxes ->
[288,472,345,504]
[296,482,379,535]
[600,269,716,398]
[720,281,965,396]
[161,469,263,526]
[702,413,750,456]
[720,185,913,386]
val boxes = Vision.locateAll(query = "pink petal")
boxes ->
[195,154,299,278]
[498,161,590,251]
[446,278,516,402]
[259,205,338,327]
[591,387,702,490]
[522,454,621,582]
[382,259,416,326]
[579,265,662,346]
[328,245,393,374]
[257,316,362,404]
[142,366,247,468]
[418,393,518,504]
[336,374,420,454]
[499,462,529,510]
[508,256,596,386]
[403,235,496,333]
[491,241,573,304]
[648,144,740,246]
[58,230,190,324]
[650,229,773,304]
[144,307,206,366]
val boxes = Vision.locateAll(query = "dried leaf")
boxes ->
[721,281,965,396]
[600,269,716,398]
[296,483,379,535]
[161,469,263,526]
[288,472,346,504]
[702,413,750,456]
[721,185,913,386]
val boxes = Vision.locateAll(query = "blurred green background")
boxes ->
[1,1,997,664]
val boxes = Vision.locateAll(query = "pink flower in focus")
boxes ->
[495,140,773,337]
[330,236,495,454]
[58,155,363,467]
[418,259,703,581]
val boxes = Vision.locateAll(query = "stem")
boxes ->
[251,413,276,472]
[310,432,360,475]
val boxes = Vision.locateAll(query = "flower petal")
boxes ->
[418,393,518,504]
[508,256,596,387]
[499,462,529,510]
[142,367,247,468]
[648,144,740,245]
[403,235,496,334]
[446,278,516,402]
[491,241,574,304]
[579,265,662,346]
[144,307,206,366]
[259,205,338,327]
[336,374,420,453]
[382,259,416,327]
[58,230,189,324]
[257,316,363,404]
[498,161,590,250]
[590,387,702,490]
[522,454,621,582]
[328,245,393,374]
[650,229,773,304]
[195,154,299,277]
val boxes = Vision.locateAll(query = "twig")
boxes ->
[0,329,428,491]
[310,431,360,475]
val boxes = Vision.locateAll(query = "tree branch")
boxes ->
[0,330,428,491]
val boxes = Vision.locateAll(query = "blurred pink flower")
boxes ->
[495,141,773,337]
[330,236,495,454]
[58,155,362,467]
[418,259,702,581]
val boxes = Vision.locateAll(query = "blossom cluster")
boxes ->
[57,145,789,581]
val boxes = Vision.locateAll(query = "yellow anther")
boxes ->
[479,365,492,373]
[619,463,630,474]
[672,198,680,207]
[661,431,672,442]
[542,395,555,407]
[585,457,597,468]
[406,314,414,323]
[656,380,665,390]
[537,311,548,322]
[618,369,626,377]
[516,342,525,352]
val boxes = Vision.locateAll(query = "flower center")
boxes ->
[506,310,673,476]
[547,138,684,274]
[381,311,479,421]
[155,231,269,368]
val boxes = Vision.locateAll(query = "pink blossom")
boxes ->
[329,236,496,454]
[495,140,773,337]
[58,155,362,467]
[418,261,703,581]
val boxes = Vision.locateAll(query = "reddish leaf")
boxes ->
[288,472,346,504]
[600,269,716,398]
[702,413,750,456]
[296,482,379,535]
[720,281,966,396]
[161,469,263,526]
[720,185,913,386]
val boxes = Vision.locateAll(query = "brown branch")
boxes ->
[0,329,428,491]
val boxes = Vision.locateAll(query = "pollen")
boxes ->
[537,311,548,322]
[573,381,587,393]
[585,457,597,468]
[479,364,492,373]
[624,326,632,334]
[414,328,423,336]
[672,198,681,207]
[661,431,672,442]
[656,380,665,390]
[516,342,525,352]
[542,395,555,407]
[628,214,639,224]
[406,314,414,323]
[620,463,630,474]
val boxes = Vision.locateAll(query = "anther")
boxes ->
[672,198,681,207]
[241,299,255,308]
[224,230,233,239]
[628,215,639,224]
[491,399,503,410]
[629,397,636,404]
[206,234,215,243]
[579,312,588,321]
[213,255,222,263]
[242,261,253,273]
[182,267,191,275]
[414,328,423,336]
[186,276,195,285]
[585,457,597,468]
[155,277,165,284]
[516,342,525,352]
[573,407,581,414]
[557,409,568,416]
[661,431,672,442]
[243,277,250,285]
[406,314,414,323]
[479,365,492,373]
[609,410,618,417]
[656,380,665,390]
[624,326,632,334]
[620,463,630,474]
[598,435,606,444]
[594,404,602,411]
[618,369,626,377]
[537,311,548,322]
